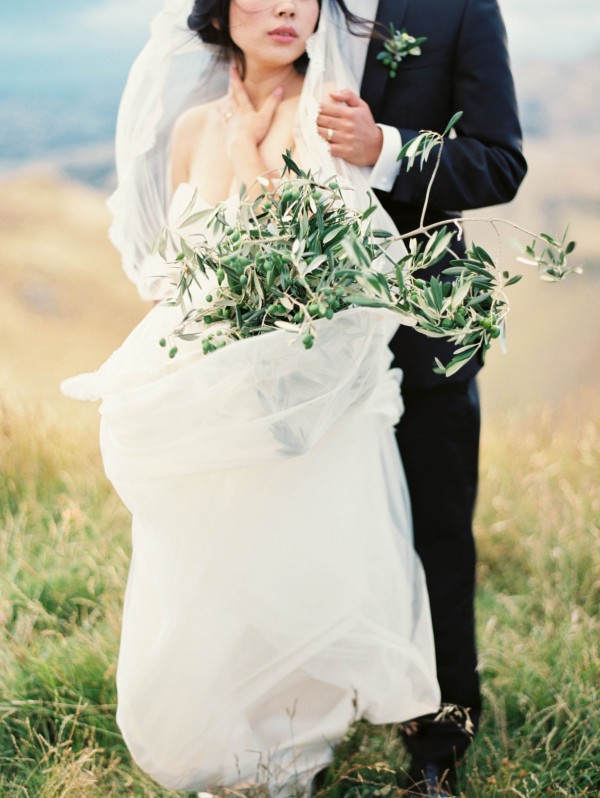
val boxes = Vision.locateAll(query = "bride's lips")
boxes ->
[268,26,298,44]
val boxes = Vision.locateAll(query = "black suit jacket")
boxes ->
[360,0,527,388]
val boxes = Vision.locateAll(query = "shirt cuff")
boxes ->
[368,125,402,192]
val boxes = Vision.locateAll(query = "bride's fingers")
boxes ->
[225,65,282,143]
[229,66,254,111]
[228,80,243,111]
[258,86,284,127]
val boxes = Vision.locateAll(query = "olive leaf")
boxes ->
[157,134,579,375]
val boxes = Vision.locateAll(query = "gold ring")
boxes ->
[327,127,334,142]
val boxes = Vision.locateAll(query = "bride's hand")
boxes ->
[224,66,283,153]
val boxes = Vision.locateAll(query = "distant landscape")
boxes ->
[0,89,119,188]
[0,1,599,414]
[2,51,600,189]
[1,0,599,189]
[0,133,598,418]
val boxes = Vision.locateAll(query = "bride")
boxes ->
[63,0,441,793]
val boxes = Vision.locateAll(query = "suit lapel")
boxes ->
[361,0,410,113]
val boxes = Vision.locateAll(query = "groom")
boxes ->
[318,0,527,793]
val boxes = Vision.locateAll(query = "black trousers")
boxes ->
[395,377,481,764]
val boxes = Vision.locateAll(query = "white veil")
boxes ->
[107,0,228,299]
[107,0,404,300]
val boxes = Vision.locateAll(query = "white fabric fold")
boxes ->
[63,2,441,792]
[63,301,441,792]
[107,316,439,789]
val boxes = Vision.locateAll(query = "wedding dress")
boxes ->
[62,1,441,792]
[63,185,440,791]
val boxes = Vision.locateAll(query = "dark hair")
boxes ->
[187,0,376,78]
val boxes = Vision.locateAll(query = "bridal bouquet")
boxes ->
[156,126,578,377]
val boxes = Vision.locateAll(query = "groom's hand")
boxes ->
[317,90,383,166]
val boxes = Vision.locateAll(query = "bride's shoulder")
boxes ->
[173,98,227,142]
[171,98,227,188]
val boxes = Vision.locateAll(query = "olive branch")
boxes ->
[155,120,579,377]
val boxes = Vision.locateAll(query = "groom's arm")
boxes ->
[386,0,527,211]
[320,0,527,211]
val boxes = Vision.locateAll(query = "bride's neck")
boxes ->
[241,61,304,107]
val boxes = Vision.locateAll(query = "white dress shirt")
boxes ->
[344,0,402,192]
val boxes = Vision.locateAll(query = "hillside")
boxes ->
[471,134,600,414]
[515,52,600,140]
[0,138,598,417]
[0,173,146,408]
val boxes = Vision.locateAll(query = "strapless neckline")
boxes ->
[171,181,214,210]
[168,182,240,229]
[171,181,240,209]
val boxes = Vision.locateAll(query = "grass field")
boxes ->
[1,148,598,795]
[1,392,598,797]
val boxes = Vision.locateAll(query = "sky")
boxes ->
[0,0,165,94]
[1,0,599,96]
[0,0,598,179]
[502,0,600,58]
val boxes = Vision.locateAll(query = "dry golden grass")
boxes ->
[465,135,600,415]
[1,394,597,797]
[0,173,145,404]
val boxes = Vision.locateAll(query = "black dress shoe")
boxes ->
[405,758,456,797]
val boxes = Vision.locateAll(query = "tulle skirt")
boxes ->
[63,306,440,792]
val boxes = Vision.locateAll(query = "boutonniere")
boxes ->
[377,23,427,78]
